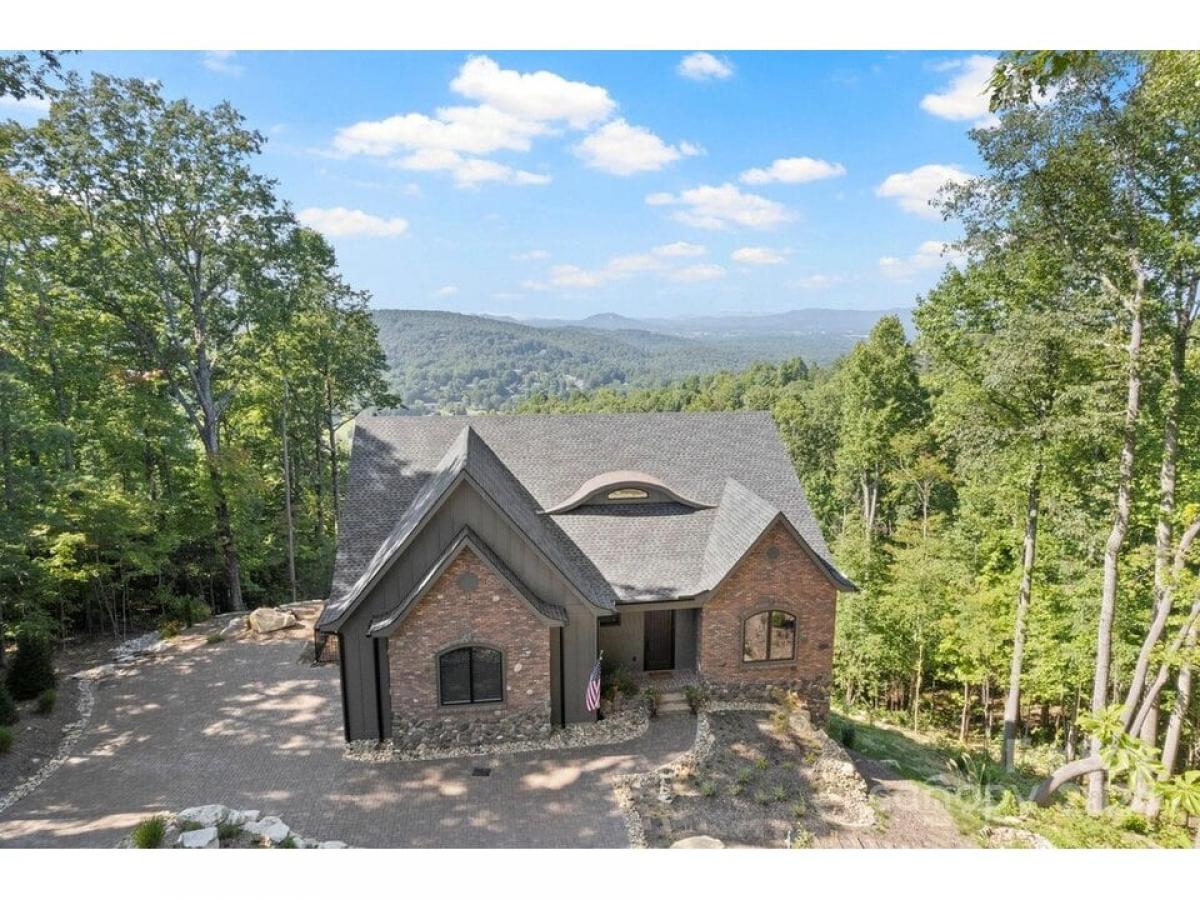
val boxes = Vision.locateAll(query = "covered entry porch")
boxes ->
[597,604,700,678]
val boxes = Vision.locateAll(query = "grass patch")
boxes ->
[0,725,12,754]
[35,688,57,715]
[178,819,204,832]
[217,821,243,842]
[130,815,167,849]
[275,835,297,848]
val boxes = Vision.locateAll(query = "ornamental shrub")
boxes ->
[0,682,17,726]
[6,628,56,701]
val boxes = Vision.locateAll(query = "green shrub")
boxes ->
[642,686,659,717]
[217,821,242,842]
[840,724,856,750]
[994,788,1021,818]
[6,628,56,701]
[792,799,808,819]
[790,827,814,848]
[683,684,707,714]
[735,767,754,785]
[771,784,788,802]
[205,633,225,645]
[700,781,716,797]
[1118,810,1152,835]
[754,755,770,771]
[178,819,203,832]
[0,725,12,754]
[0,682,18,726]
[131,815,167,849]
[35,688,57,715]
[275,835,297,848]
[615,666,639,698]
[158,620,182,640]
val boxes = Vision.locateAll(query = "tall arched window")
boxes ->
[439,646,504,705]
[742,610,797,663]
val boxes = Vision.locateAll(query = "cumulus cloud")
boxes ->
[390,148,549,188]
[878,240,965,280]
[297,207,410,238]
[739,157,846,185]
[450,55,615,128]
[433,285,459,298]
[652,241,706,257]
[574,119,701,175]
[732,246,786,265]
[920,55,1000,128]
[677,52,734,81]
[667,264,727,283]
[646,183,790,230]
[876,164,972,218]
[335,105,547,157]
[203,50,245,77]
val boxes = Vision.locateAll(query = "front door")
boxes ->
[643,610,675,671]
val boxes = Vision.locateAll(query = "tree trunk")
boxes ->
[281,379,298,606]
[1004,461,1042,770]
[982,678,993,742]
[1132,702,1158,813]
[1032,755,1105,806]
[911,641,923,730]
[1155,620,1196,815]
[1088,272,1145,814]
[959,682,971,743]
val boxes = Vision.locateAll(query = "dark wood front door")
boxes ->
[643,610,675,671]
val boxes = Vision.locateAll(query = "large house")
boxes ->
[316,411,854,745]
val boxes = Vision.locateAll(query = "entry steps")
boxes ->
[655,690,692,716]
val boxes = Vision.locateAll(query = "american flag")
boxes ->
[585,654,603,712]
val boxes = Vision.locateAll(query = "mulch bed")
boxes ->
[0,636,116,799]
[637,710,825,848]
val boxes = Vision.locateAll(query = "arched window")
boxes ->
[742,610,796,663]
[439,646,503,705]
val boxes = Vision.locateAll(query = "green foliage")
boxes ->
[6,628,56,701]
[275,835,297,849]
[0,682,17,726]
[217,821,243,842]
[35,688,57,715]
[0,725,12,753]
[130,816,167,849]
[205,633,225,645]
[683,684,707,713]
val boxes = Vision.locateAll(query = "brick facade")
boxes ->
[387,546,553,747]
[697,520,836,722]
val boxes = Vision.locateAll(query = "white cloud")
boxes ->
[296,207,410,238]
[667,264,727,283]
[335,105,547,157]
[879,240,965,281]
[732,246,786,265]
[652,241,705,257]
[876,164,972,218]
[203,51,245,77]
[450,55,615,128]
[433,285,459,298]
[574,119,701,176]
[794,274,845,290]
[645,183,790,230]
[0,94,50,113]
[512,249,550,261]
[547,264,607,289]
[677,52,734,81]
[920,55,1000,128]
[390,149,549,188]
[739,156,846,185]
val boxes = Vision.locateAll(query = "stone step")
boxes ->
[656,701,692,715]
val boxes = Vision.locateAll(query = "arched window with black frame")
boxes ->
[742,610,797,663]
[438,645,504,705]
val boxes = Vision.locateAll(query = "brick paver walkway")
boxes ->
[0,606,694,848]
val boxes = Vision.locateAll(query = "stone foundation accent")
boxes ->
[701,676,831,724]
[391,705,552,753]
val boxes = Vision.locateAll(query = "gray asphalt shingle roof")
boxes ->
[321,411,850,628]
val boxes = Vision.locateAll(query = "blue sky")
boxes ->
[2,50,997,318]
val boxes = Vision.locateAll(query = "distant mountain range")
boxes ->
[372,307,909,413]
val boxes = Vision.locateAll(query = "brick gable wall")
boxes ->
[697,520,836,721]
[387,547,553,748]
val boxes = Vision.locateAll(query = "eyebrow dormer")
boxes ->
[544,470,713,513]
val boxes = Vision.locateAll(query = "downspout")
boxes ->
[558,628,566,727]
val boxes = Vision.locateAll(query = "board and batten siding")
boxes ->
[338,479,597,740]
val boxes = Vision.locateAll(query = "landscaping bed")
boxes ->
[621,703,874,848]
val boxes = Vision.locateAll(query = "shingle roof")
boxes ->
[321,411,851,628]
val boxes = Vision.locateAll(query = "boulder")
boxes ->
[244,815,290,844]
[177,804,241,828]
[317,840,349,849]
[178,826,219,849]
[671,835,725,849]
[219,616,248,639]
[248,608,298,634]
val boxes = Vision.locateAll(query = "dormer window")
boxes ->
[607,488,649,500]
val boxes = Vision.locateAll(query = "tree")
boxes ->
[12,74,293,611]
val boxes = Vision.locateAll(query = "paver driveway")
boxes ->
[0,605,694,848]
